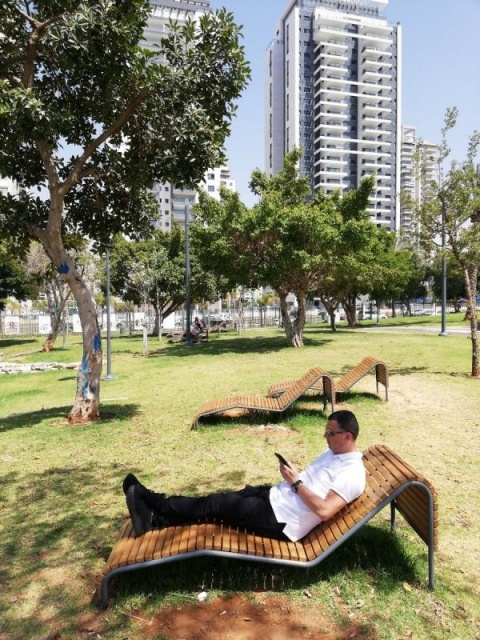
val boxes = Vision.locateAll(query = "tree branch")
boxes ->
[59,87,150,196]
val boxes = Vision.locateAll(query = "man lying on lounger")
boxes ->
[123,409,366,542]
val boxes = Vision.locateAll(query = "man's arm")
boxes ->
[294,485,347,521]
[279,460,347,521]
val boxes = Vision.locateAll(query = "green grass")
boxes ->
[0,322,479,640]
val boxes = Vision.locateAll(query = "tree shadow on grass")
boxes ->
[0,461,128,639]
[0,337,39,349]
[0,402,141,433]
[144,334,334,359]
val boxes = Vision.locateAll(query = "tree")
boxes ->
[0,239,38,310]
[312,180,378,330]
[193,150,327,346]
[416,108,480,377]
[193,150,375,346]
[0,1,249,421]
[365,232,427,319]
[107,227,225,338]
[25,239,96,351]
[428,255,468,313]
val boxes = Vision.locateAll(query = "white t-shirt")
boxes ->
[269,449,366,542]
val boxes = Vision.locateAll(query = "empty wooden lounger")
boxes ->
[269,356,388,410]
[97,444,438,607]
[191,367,334,429]
[330,356,389,405]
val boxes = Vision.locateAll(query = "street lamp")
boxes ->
[103,249,116,379]
[184,200,192,346]
[439,196,448,337]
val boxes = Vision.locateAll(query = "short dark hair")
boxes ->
[328,410,359,440]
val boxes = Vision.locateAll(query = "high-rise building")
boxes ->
[144,0,236,230]
[150,167,236,230]
[266,0,401,230]
[399,125,440,239]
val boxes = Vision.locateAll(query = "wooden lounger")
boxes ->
[268,356,389,410]
[97,444,438,607]
[191,367,334,429]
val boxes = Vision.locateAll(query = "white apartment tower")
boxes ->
[266,0,402,230]
[144,0,236,230]
[400,125,440,238]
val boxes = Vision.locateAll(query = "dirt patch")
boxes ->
[142,594,377,640]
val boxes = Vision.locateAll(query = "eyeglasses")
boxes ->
[324,429,348,437]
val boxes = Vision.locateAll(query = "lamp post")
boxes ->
[184,200,192,346]
[103,250,116,379]
[439,196,448,336]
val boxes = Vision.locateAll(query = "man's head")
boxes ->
[324,410,359,453]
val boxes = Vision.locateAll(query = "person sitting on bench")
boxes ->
[123,410,366,542]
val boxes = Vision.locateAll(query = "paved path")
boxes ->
[367,323,471,335]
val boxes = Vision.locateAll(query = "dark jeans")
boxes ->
[154,484,289,541]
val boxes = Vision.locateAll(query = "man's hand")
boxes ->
[279,459,300,484]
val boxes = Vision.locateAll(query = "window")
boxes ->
[208,185,215,192]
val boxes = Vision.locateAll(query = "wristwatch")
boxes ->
[291,479,303,493]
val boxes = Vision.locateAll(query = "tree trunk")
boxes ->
[319,296,338,332]
[152,304,160,337]
[142,323,149,356]
[464,264,479,377]
[38,223,102,424]
[342,294,357,328]
[42,279,71,352]
[279,293,303,347]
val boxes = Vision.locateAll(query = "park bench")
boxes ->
[191,366,334,429]
[97,444,438,607]
[268,356,389,410]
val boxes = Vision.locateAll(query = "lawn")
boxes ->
[0,320,479,639]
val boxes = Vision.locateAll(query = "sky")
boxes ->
[208,0,480,207]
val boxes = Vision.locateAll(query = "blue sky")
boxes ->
[208,0,480,206]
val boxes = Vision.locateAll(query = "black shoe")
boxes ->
[126,485,157,537]
[122,473,142,495]
[122,473,166,508]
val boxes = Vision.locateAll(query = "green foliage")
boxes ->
[0,239,39,309]
[367,232,427,306]
[0,0,250,248]
[107,227,226,318]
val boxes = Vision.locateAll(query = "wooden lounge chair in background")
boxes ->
[191,366,334,429]
[268,356,389,410]
[329,356,389,406]
[97,444,438,607]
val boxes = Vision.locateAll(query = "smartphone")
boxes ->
[275,452,290,467]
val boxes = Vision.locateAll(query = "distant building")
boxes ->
[145,0,235,231]
[400,125,440,239]
[150,167,236,230]
[0,176,18,198]
[266,0,401,230]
